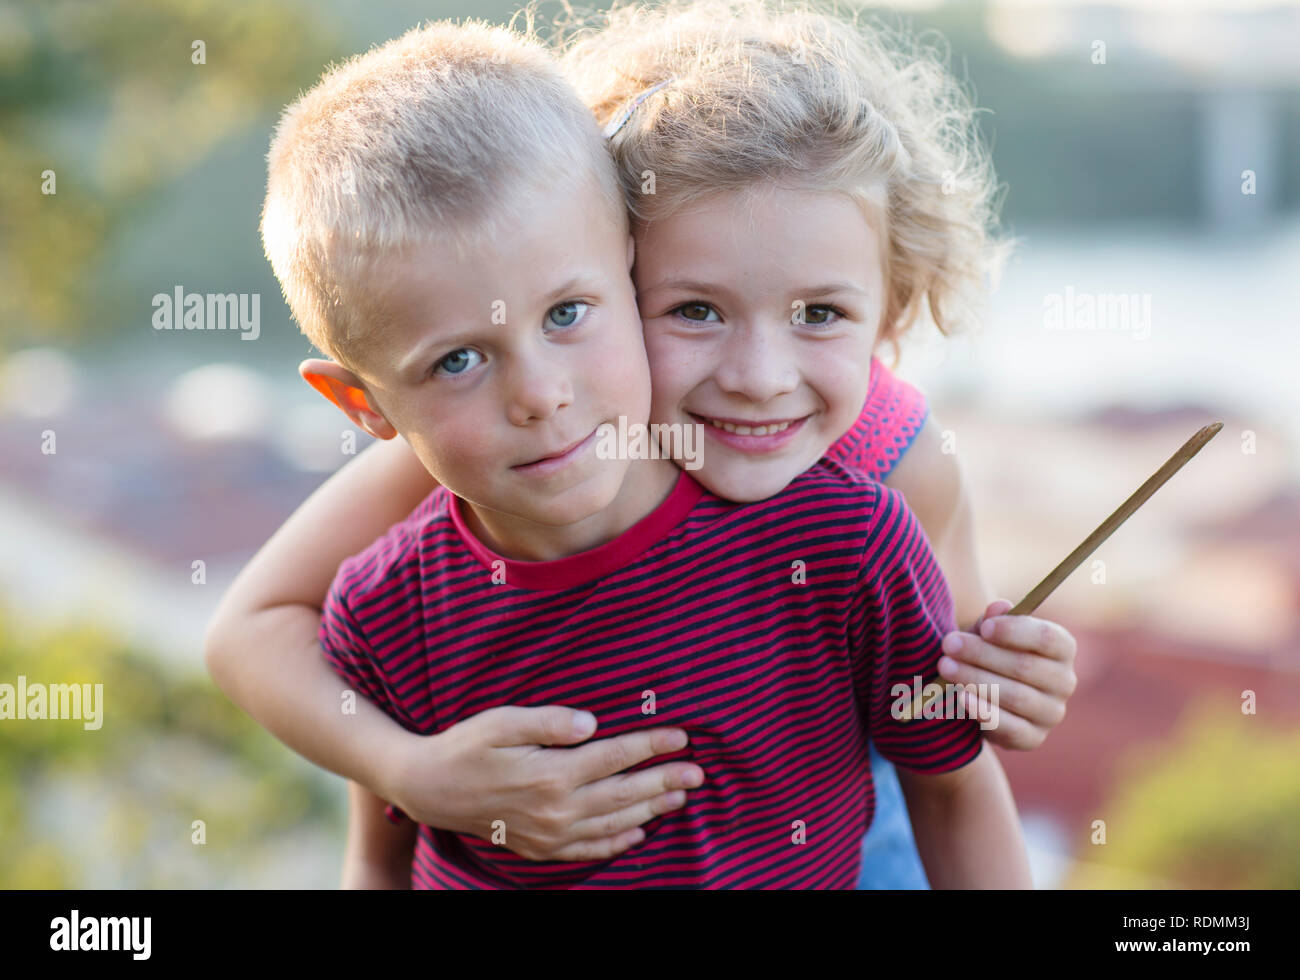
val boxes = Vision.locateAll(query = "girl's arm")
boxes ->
[342,780,418,889]
[884,416,1078,750]
[204,435,703,861]
[205,436,439,795]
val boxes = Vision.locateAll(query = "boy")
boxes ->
[249,19,1030,888]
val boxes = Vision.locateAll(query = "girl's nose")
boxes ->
[712,321,800,404]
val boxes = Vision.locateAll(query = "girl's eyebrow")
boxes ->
[793,283,870,298]
[640,278,869,299]
[638,277,725,295]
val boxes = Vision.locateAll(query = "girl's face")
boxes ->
[633,186,886,502]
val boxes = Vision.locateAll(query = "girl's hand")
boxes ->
[936,599,1078,751]
[384,705,705,863]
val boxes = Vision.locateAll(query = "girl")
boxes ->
[206,0,1076,888]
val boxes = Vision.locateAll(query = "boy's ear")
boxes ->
[299,358,398,440]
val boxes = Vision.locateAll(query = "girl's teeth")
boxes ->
[705,417,793,435]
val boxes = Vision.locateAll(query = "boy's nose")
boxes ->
[712,322,799,404]
[504,354,575,426]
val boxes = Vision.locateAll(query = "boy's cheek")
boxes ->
[406,428,493,489]
[598,333,654,416]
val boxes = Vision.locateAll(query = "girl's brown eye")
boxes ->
[799,305,840,326]
[680,303,712,321]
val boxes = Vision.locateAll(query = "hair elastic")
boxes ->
[602,78,675,140]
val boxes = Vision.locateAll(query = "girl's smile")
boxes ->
[690,412,812,452]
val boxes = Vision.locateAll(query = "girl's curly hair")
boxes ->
[549,0,1013,356]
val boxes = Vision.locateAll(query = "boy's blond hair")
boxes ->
[261,19,624,371]
[555,0,1011,354]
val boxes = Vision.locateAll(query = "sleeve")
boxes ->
[825,357,930,484]
[851,484,982,774]
[318,491,439,722]
[319,554,417,826]
[320,573,396,719]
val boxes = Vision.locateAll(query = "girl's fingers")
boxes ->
[968,692,1048,751]
[976,615,1077,663]
[564,726,693,784]
[546,829,647,863]
[941,631,1075,698]
[547,791,690,862]
[568,790,687,843]
[569,762,703,822]
[979,598,1014,624]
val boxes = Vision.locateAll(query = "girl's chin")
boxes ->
[696,461,806,503]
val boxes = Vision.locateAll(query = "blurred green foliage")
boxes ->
[4,0,1297,357]
[0,605,344,888]
[0,0,342,346]
[1068,698,1300,889]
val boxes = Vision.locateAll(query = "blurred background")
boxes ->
[1,0,1297,888]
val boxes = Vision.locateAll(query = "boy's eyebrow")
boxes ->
[395,274,600,375]
[542,274,601,308]
[398,324,480,376]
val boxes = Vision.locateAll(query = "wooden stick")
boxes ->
[898,421,1222,722]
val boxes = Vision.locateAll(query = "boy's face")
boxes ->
[350,177,651,531]
[632,186,886,502]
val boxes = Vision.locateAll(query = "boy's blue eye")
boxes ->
[434,348,482,376]
[547,301,589,328]
[676,302,719,322]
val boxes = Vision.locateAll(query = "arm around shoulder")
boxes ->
[202,435,436,799]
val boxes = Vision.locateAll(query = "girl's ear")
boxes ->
[626,233,635,272]
[299,359,398,440]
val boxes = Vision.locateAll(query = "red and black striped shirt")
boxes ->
[320,458,982,888]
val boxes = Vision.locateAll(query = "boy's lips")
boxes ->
[512,427,599,475]
[689,412,811,453]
